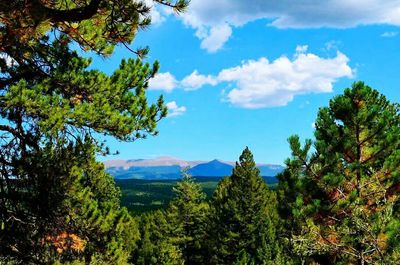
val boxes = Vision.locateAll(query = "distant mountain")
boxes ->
[104,156,204,169]
[188,159,233,177]
[105,156,284,180]
[258,164,285,177]
[107,165,182,180]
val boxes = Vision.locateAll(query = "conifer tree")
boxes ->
[208,147,282,264]
[167,171,210,265]
[133,210,184,265]
[133,171,209,265]
[276,137,310,264]
[0,0,188,263]
[278,82,400,264]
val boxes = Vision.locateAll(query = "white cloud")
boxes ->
[218,47,353,108]
[150,9,165,25]
[148,70,218,92]
[295,45,308,54]
[150,47,353,109]
[166,101,187,117]
[199,23,232,53]
[381,31,398,37]
[181,70,218,90]
[148,72,178,92]
[177,0,400,52]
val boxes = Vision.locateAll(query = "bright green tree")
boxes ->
[167,171,210,265]
[208,147,282,265]
[278,82,400,264]
[0,0,188,263]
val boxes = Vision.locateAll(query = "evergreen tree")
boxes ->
[1,0,187,57]
[278,82,400,264]
[0,0,188,263]
[208,147,282,264]
[133,210,184,265]
[276,137,311,264]
[167,171,210,265]
[133,171,209,265]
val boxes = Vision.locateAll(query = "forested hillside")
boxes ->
[115,176,279,213]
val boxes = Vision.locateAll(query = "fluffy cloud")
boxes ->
[148,72,178,92]
[199,23,232,53]
[153,46,353,108]
[178,0,400,52]
[149,47,353,108]
[219,46,353,108]
[181,70,218,90]
[148,70,217,92]
[166,101,187,117]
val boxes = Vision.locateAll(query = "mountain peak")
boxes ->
[105,157,284,179]
[188,159,233,177]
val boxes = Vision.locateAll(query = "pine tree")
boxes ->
[276,136,311,264]
[279,82,400,264]
[133,210,184,265]
[167,171,210,265]
[133,172,209,265]
[208,147,282,264]
[0,0,188,263]
[1,0,187,58]
[0,137,140,264]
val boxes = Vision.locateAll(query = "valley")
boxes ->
[115,177,279,213]
[106,156,283,213]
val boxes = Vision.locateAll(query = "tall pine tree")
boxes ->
[167,171,210,265]
[208,147,282,264]
[278,82,400,264]
[0,0,188,263]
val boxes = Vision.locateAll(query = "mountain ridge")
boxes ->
[105,156,284,180]
[104,156,205,169]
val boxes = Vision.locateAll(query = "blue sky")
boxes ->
[95,0,400,165]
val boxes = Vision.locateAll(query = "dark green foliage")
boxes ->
[116,177,277,214]
[116,177,223,213]
[133,210,184,265]
[167,172,210,264]
[276,136,310,264]
[278,82,400,264]
[1,0,188,57]
[0,138,139,264]
[208,147,283,264]
[132,172,209,265]
[0,0,188,263]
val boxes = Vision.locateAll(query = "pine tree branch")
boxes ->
[31,0,102,23]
